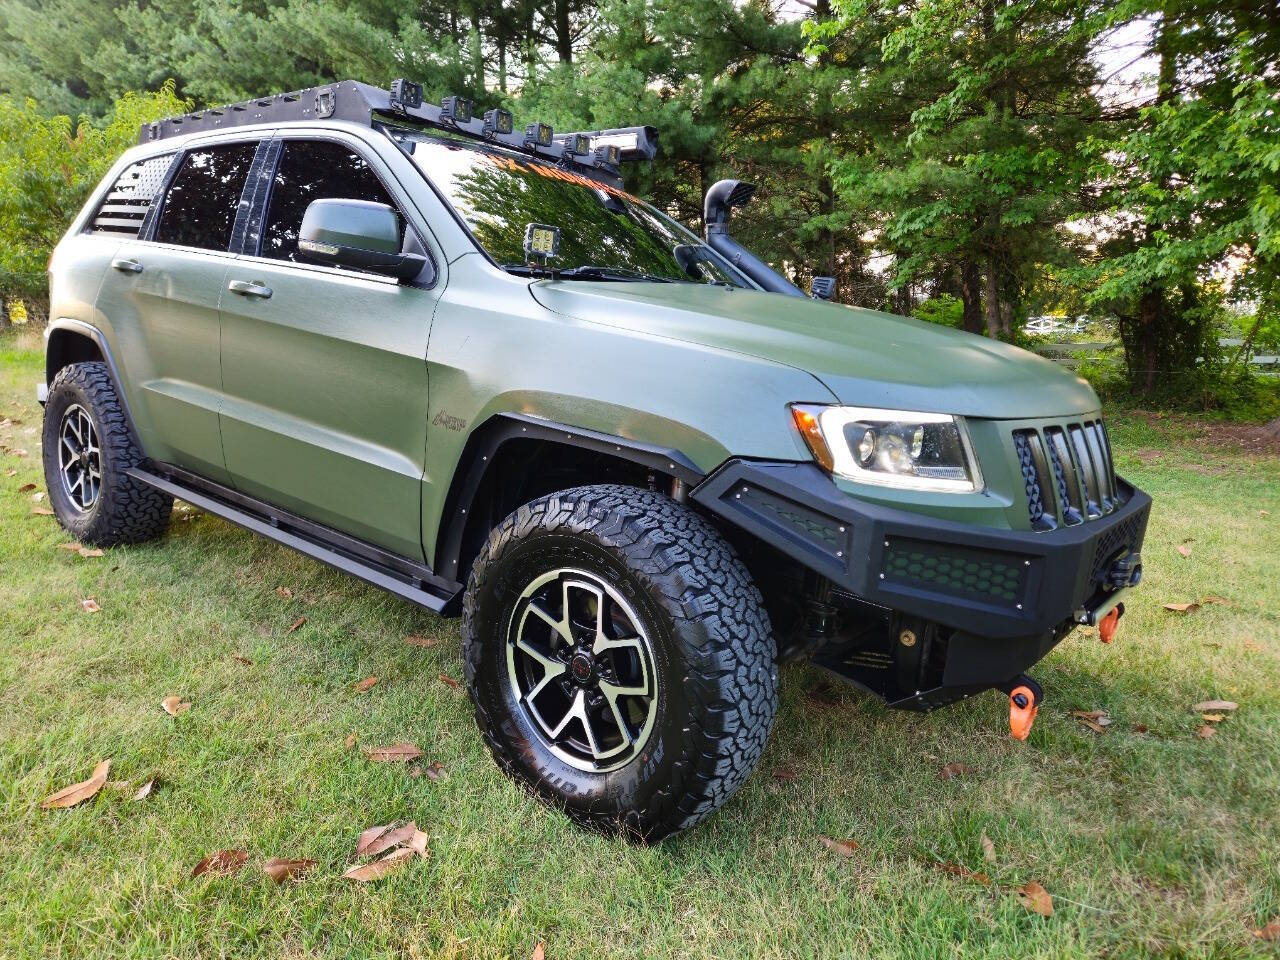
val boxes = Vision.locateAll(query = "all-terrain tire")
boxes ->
[462,483,778,841]
[41,362,172,547]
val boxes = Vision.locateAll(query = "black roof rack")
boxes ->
[140,79,659,183]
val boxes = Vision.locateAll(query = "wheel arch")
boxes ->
[433,413,705,583]
[44,319,143,447]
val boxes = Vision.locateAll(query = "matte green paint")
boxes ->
[49,120,1110,582]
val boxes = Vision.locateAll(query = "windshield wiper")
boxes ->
[556,265,676,283]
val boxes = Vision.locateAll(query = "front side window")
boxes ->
[153,142,258,251]
[261,140,405,265]
[393,134,749,286]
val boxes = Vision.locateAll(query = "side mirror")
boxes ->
[298,198,427,281]
[810,276,835,301]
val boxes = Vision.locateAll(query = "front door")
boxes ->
[217,136,441,561]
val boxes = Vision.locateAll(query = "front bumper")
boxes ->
[692,459,1150,669]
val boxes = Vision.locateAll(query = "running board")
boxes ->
[128,464,462,615]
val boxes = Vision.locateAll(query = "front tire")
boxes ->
[41,362,172,547]
[462,484,778,841]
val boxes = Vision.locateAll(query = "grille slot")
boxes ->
[1018,419,1120,531]
[882,537,1028,606]
[89,154,174,237]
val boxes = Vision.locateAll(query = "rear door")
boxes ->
[94,137,263,484]
[216,134,442,561]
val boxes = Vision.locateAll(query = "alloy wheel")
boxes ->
[57,403,102,512]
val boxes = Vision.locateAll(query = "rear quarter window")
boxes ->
[153,142,258,252]
[87,154,175,238]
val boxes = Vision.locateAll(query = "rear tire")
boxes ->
[41,362,172,547]
[462,483,778,841]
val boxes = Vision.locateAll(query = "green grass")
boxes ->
[2,326,1279,959]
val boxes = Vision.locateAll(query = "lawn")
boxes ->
[2,325,1279,959]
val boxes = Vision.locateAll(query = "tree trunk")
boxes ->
[982,262,1003,339]
[554,0,572,63]
[960,260,984,335]
[1133,287,1163,394]
[498,34,507,93]
[0,298,9,330]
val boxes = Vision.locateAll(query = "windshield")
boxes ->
[391,132,751,287]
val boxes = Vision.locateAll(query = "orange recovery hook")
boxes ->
[1002,675,1043,741]
[1098,602,1125,644]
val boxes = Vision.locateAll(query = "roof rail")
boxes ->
[139,79,659,180]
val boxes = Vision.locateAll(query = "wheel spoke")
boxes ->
[600,685,634,747]
[515,634,566,675]
[61,435,79,457]
[525,600,571,646]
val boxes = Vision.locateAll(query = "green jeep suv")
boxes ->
[39,80,1150,840]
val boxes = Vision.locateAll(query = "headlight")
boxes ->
[791,404,982,493]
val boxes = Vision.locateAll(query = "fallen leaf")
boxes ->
[341,846,415,882]
[424,761,447,781]
[32,506,53,516]
[161,696,191,716]
[276,586,293,598]
[1018,881,1054,917]
[262,857,315,883]
[1200,713,1227,723]
[12,448,28,457]
[1163,602,1200,614]
[532,944,546,960]
[1255,920,1280,941]
[1203,642,1222,650]
[1260,510,1271,518]
[356,821,419,857]
[1075,717,1107,734]
[362,742,423,763]
[353,675,379,694]
[132,779,155,801]
[1196,724,1216,739]
[78,547,104,558]
[344,733,358,750]
[1176,544,1192,558]
[17,482,35,492]
[287,616,306,633]
[1200,596,1230,606]
[1244,640,1262,653]
[939,762,973,780]
[231,653,253,665]
[1133,722,1149,733]
[58,542,82,551]
[772,765,798,782]
[438,672,459,689]
[1192,700,1238,712]
[938,862,991,885]
[79,598,100,612]
[192,849,248,877]
[980,832,996,864]
[407,829,430,859]
[818,836,859,858]
[405,633,436,647]
[4,468,15,476]
[41,759,111,809]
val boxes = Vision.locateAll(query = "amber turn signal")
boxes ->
[791,405,835,473]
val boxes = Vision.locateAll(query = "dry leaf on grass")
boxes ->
[353,675,378,694]
[192,849,248,877]
[1192,699,1238,712]
[1244,640,1262,652]
[1176,544,1192,558]
[341,846,415,882]
[5,468,16,477]
[980,832,996,864]
[407,829,430,859]
[532,944,546,960]
[262,857,315,883]
[133,779,155,801]
[41,759,110,809]
[937,863,991,886]
[405,633,436,647]
[1196,724,1216,739]
[771,765,798,782]
[58,542,82,551]
[1200,713,1228,723]
[1254,920,1280,941]
[1200,595,1230,606]
[438,672,460,689]
[1133,722,1149,733]
[231,654,253,665]
[423,761,447,781]
[287,616,306,633]
[31,506,54,516]
[362,742,423,763]
[344,733,358,750]
[32,491,44,502]
[1072,710,1112,733]
[79,598,100,613]
[1163,602,1200,614]
[161,696,191,716]
[939,762,973,780]
[78,547,103,558]
[276,586,293,598]
[1017,881,1054,917]
[17,482,35,492]
[356,822,419,857]
[818,836,859,857]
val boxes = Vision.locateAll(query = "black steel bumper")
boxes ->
[692,460,1151,644]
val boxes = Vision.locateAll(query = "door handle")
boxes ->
[227,279,273,299]
[111,257,143,273]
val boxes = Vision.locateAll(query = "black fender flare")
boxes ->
[432,412,704,576]
[44,319,144,448]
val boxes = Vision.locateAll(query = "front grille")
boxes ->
[1015,419,1120,530]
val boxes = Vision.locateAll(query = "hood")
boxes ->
[530,281,1100,419]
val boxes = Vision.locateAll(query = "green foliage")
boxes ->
[911,294,963,329]
[0,84,188,302]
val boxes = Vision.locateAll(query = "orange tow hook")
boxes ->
[1098,602,1124,644]
[1005,675,1042,741]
